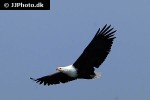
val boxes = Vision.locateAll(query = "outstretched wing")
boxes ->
[30,72,76,86]
[73,24,116,69]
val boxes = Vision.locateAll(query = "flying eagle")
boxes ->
[30,24,116,86]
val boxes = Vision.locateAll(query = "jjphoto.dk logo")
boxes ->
[0,0,50,10]
[4,2,44,8]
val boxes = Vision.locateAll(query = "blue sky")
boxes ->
[0,0,150,100]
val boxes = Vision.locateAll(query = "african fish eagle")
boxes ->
[30,24,116,86]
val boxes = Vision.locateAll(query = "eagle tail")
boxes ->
[92,71,101,79]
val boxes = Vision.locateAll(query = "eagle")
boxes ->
[30,24,116,86]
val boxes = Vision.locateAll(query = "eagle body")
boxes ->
[30,24,116,86]
[57,65,100,79]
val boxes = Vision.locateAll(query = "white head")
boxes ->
[56,65,78,77]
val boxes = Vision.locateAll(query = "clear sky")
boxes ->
[0,0,150,100]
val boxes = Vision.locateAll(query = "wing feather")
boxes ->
[73,24,116,69]
[30,72,76,85]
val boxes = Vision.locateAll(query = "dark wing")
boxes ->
[30,72,76,86]
[73,24,116,69]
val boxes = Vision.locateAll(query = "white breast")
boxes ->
[62,65,78,77]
